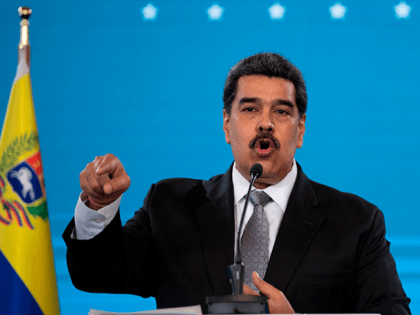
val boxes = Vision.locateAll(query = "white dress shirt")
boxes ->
[73,160,297,244]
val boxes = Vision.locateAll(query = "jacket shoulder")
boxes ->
[153,174,223,194]
[308,179,380,218]
[155,177,204,191]
[147,174,224,207]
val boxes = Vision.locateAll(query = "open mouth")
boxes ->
[256,140,272,156]
[249,131,280,153]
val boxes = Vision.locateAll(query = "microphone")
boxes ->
[206,164,268,314]
[250,163,263,180]
[229,163,263,295]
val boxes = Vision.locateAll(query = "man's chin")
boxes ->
[253,162,291,186]
[254,160,278,175]
[253,176,278,189]
[235,158,289,185]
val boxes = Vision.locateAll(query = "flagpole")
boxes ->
[18,6,32,67]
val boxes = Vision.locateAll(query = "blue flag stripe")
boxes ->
[0,250,44,314]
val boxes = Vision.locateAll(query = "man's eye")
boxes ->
[244,107,256,112]
[277,109,287,115]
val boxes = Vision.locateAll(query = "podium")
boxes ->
[207,295,268,314]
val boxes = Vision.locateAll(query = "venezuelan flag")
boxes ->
[0,52,60,313]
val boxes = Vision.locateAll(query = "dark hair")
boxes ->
[223,53,307,117]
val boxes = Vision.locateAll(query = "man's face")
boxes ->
[223,75,306,188]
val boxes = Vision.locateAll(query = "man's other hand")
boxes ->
[243,271,296,314]
[80,154,131,210]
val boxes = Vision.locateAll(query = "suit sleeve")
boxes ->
[354,208,411,315]
[62,184,158,298]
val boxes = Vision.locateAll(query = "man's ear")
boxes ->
[223,110,231,144]
[297,113,306,149]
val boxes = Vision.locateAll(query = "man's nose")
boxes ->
[257,112,274,132]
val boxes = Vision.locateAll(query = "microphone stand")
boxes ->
[206,164,268,314]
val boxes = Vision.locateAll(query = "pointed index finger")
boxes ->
[96,155,119,176]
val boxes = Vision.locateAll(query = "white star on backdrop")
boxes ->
[394,2,411,19]
[142,3,158,20]
[268,3,286,20]
[329,2,347,19]
[207,4,224,20]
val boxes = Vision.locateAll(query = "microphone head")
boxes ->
[250,163,263,179]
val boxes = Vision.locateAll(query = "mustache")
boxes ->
[249,131,281,150]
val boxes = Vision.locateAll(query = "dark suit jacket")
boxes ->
[63,163,411,314]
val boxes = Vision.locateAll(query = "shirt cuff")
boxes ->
[72,193,122,240]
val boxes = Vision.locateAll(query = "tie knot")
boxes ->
[249,190,272,207]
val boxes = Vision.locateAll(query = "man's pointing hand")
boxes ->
[80,153,131,210]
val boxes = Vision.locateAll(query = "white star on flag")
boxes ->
[268,3,286,20]
[142,3,158,20]
[394,2,411,19]
[207,4,224,20]
[329,2,347,19]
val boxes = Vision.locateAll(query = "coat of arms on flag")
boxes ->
[0,133,48,228]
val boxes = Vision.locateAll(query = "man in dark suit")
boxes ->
[63,53,411,314]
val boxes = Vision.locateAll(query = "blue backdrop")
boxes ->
[1,0,419,314]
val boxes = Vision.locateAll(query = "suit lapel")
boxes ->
[264,163,324,292]
[195,165,235,295]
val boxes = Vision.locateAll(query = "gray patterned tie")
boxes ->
[241,190,272,292]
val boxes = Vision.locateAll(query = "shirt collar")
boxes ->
[232,159,298,211]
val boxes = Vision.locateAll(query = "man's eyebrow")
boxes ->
[239,97,259,104]
[238,97,295,108]
[272,99,295,108]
